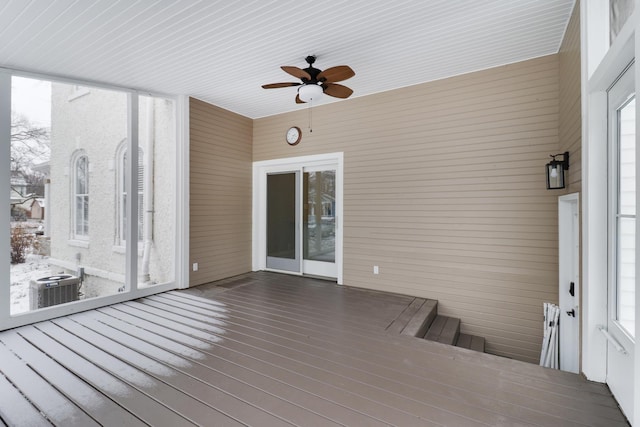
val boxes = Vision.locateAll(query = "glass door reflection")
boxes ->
[266,172,300,272]
[303,170,336,277]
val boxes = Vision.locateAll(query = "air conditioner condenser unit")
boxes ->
[29,274,80,310]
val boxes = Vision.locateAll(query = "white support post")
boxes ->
[634,11,640,426]
[0,71,11,322]
[579,0,611,384]
[126,93,139,291]
[582,91,609,382]
[176,95,190,289]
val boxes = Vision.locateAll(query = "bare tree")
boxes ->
[10,113,50,205]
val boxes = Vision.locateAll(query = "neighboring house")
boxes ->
[10,175,30,220]
[47,83,175,299]
[28,199,44,220]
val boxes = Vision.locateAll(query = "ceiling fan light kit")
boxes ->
[298,84,323,102]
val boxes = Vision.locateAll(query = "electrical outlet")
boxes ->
[192,262,198,272]
[373,265,379,275]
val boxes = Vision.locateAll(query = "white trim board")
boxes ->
[581,1,637,384]
[558,192,580,374]
[582,2,640,424]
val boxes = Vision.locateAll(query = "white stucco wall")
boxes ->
[48,84,175,299]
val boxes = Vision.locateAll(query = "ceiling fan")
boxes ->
[262,55,355,104]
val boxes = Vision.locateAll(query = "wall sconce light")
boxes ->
[546,151,569,190]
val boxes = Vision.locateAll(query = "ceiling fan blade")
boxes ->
[295,94,306,104]
[281,66,311,81]
[323,83,353,99]
[262,82,301,89]
[317,66,355,83]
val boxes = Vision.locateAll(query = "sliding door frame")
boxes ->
[0,67,189,331]
[253,152,344,284]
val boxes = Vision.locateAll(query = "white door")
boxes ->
[606,62,635,419]
[558,193,580,373]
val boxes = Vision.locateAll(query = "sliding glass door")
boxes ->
[255,153,342,282]
[303,168,337,278]
[606,62,635,418]
[266,172,300,272]
[1,70,180,330]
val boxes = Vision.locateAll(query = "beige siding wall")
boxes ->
[254,55,561,363]
[559,1,582,193]
[189,98,253,286]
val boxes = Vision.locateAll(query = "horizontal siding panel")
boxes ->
[558,1,581,196]
[352,263,555,290]
[253,54,563,362]
[345,259,557,283]
[190,98,253,286]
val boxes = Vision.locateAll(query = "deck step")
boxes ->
[400,299,438,337]
[386,298,438,337]
[385,298,427,334]
[455,333,485,352]
[389,299,485,353]
[424,315,460,345]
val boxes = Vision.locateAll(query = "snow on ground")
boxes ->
[10,254,52,315]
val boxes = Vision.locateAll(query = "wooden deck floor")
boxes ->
[0,272,628,426]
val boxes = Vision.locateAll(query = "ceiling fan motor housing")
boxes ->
[302,55,321,83]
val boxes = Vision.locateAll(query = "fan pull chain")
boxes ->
[308,101,313,133]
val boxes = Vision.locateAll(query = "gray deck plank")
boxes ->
[166,291,626,423]
[456,334,485,352]
[131,299,516,426]
[0,273,628,427]
[199,274,413,324]
[17,325,197,427]
[0,331,146,427]
[401,299,438,337]
[78,310,392,427]
[183,288,608,398]
[209,280,407,331]
[68,311,356,427]
[439,316,461,345]
[386,297,425,334]
[457,333,473,348]
[0,337,99,427]
[424,315,446,339]
[135,298,549,426]
[51,317,265,427]
[194,289,614,397]
[0,369,52,427]
[471,335,486,352]
[37,321,237,427]
[102,304,441,426]
[153,293,627,426]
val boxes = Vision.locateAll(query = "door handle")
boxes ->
[566,309,575,317]
[597,325,628,355]
[569,282,575,297]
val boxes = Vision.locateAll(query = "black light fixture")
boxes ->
[546,151,569,190]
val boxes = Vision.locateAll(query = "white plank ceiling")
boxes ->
[0,0,575,119]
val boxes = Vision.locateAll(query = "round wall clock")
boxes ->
[286,126,302,146]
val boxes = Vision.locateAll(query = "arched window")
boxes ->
[73,153,89,238]
[117,144,144,244]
